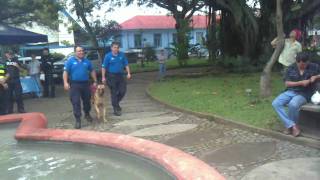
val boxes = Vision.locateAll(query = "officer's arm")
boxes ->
[124,55,131,79]
[101,55,108,83]
[15,61,26,71]
[0,73,9,85]
[125,66,131,75]
[90,70,97,84]
[63,60,71,90]
[102,68,106,82]
[63,71,70,90]
[63,71,69,85]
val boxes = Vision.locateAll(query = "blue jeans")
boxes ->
[30,74,42,97]
[158,63,166,79]
[272,90,307,128]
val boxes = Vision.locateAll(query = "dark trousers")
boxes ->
[43,74,55,97]
[0,88,8,115]
[70,82,91,120]
[8,79,24,113]
[107,73,127,111]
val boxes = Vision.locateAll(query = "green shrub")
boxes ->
[142,45,156,62]
[51,52,65,62]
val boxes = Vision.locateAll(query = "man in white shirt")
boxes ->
[28,54,42,97]
[271,30,302,67]
[157,49,167,81]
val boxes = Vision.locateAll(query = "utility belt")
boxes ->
[107,72,125,77]
[70,80,89,84]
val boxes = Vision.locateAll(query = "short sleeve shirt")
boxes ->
[279,39,302,66]
[28,60,41,75]
[157,53,166,64]
[285,62,320,98]
[64,56,93,81]
[6,57,21,80]
[102,52,128,74]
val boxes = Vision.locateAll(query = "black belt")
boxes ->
[70,80,89,84]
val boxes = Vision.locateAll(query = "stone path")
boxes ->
[23,68,320,179]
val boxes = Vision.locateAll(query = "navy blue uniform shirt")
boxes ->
[102,52,128,74]
[64,56,93,82]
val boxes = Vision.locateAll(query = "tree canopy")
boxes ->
[0,0,60,29]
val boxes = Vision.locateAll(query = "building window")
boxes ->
[154,33,162,47]
[196,32,204,45]
[134,34,142,48]
[114,35,122,47]
[172,33,177,44]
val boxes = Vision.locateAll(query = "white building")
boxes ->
[119,15,209,51]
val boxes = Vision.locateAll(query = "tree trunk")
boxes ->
[174,15,190,67]
[206,3,217,63]
[260,0,285,98]
[73,0,102,61]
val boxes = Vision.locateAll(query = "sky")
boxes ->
[95,3,170,23]
[67,1,255,25]
[88,2,206,24]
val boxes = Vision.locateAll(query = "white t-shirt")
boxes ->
[28,60,41,75]
[157,53,166,64]
[278,39,302,67]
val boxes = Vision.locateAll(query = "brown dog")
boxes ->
[92,84,107,122]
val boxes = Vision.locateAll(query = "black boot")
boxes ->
[85,113,93,122]
[18,109,26,113]
[75,118,81,129]
[113,109,121,116]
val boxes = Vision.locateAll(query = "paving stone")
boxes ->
[242,158,320,180]
[201,142,276,166]
[129,124,198,137]
[165,128,223,147]
[111,106,161,113]
[228,166,238,171]
[110,111,168,120]
[115,115,179,126]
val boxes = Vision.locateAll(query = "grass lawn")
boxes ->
[130,58,209,73]
[149,73,285,129]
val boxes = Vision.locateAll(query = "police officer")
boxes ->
[102,42,131,116]
[0,58,9,115]
[4,51,26,114]
[63,46,97,129]
[40,48,55,98]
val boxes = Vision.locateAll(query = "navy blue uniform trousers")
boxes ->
[0,87,8,115]
[43,74,55,97]
[70,82,91,120]
[107,73,127,111]
[7,79,24,113]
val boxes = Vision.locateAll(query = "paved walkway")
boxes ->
[23,68,320,180]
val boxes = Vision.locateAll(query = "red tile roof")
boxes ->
[120,15,217,30]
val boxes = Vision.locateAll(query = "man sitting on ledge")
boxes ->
[272,52,320,137]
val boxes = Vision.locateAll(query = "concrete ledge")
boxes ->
[301,103,320,113]
[146,86,320,149]
[0,113,224,180]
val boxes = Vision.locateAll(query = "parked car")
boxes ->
[18,56,41,64]
[52,50,102,81]
[188,44,209,58]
